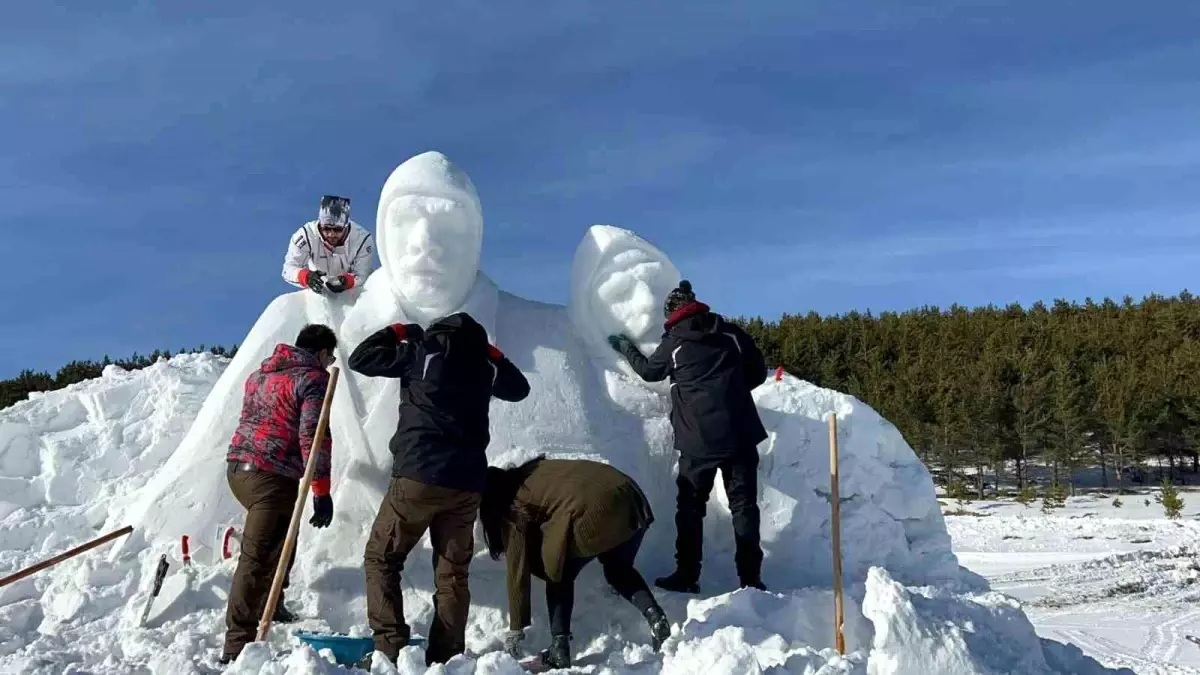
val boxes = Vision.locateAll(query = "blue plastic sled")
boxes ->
[294,631,425,666]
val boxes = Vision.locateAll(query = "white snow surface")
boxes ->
[0,358,1126,674]
[0,151,1130,673]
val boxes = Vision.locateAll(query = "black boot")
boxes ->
[654,570,699,594]
[541,633,571,669]
[740,578,766,591]
[643,605,671,650]
[273,602,298,623]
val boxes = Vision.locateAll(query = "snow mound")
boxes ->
[0,354,225,591]
[861,567,1133,675]
[0,357,1128,674]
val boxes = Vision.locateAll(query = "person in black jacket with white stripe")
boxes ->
[347,311,530,666]
[608,280,768,593]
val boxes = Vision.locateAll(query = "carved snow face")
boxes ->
[376,152,483,321]
[570,224,681,354]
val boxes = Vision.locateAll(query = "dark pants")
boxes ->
[674,453,762,584]
[545,529,656,636]
[223,465,300,657]
[363,477,482,666]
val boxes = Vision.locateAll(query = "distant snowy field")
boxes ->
[947,494,1200,674]
[0,355,1149,674]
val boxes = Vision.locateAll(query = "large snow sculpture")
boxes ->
[107,150,961,651]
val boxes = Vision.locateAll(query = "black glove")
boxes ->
[325,274,349,294]
[504,629,524,658]
[607,334,630,354]
[309,494,333,528]
[305,270,327,293]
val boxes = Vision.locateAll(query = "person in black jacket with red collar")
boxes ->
[608,280,768,593]
[348,311,530,666]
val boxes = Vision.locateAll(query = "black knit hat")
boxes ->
[664,280,696,317]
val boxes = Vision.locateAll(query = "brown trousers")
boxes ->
[223,466,299,656]
[364,476,481,665]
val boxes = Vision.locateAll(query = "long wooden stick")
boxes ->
[0,525,133,588]
[255,366,340,642]
[829,413,846,654]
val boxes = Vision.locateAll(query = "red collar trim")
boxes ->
[665,301,710,329]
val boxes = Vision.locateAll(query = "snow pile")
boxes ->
[0,359,1129,674]
[861,568,1129,675]
[0,354,227,662]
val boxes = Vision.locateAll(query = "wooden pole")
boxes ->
[255,366,340,642]
[0,525,133,588]
[829,413,846,654]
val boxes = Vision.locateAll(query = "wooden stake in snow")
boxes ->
[829,413,846,654]
[0,525,133,588]
[255,366,340,643]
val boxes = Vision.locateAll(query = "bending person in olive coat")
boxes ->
[480,456,672,669]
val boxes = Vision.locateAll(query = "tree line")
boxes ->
[6,291,1199,497]
[0,345,237,411]
[736,290,1200,496]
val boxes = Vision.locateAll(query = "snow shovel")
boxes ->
[255,366,340,642]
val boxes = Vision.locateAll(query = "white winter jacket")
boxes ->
[282,220,376,290]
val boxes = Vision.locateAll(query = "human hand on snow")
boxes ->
[503,629,525,657]
[607,334,631,354]
[309,494,333,528]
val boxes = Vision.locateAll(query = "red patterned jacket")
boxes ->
[227,343,333,497]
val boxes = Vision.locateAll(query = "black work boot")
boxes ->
[273,602,298,623]
[644,604,671,650]
[740,577,767,591]
[654,570,699,594]
[541,634,571,669]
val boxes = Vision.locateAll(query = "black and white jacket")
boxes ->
[281,220,375,289]
[620,302,768,459]
[347,312,530,492]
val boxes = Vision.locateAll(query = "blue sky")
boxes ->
[4,1,1200,378]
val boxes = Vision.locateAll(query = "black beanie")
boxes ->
[664,280,697,317]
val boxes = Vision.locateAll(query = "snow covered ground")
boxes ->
[0,353,1137,675]
[946,494,1200,674]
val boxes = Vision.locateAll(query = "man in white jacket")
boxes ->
[282,194,376,294]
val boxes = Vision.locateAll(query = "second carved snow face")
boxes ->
[570,224,681,355]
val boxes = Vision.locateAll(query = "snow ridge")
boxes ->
[0,354,1128,674]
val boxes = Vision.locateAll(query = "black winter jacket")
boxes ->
[620,302,767,459]
[347,312,530,492]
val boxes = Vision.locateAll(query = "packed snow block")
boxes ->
[681,587,871,655]
[860,566,1131,675]
[0,599,42,656]
[0,423,39,478]
[669,587,871,673]
[749,378,961,590]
